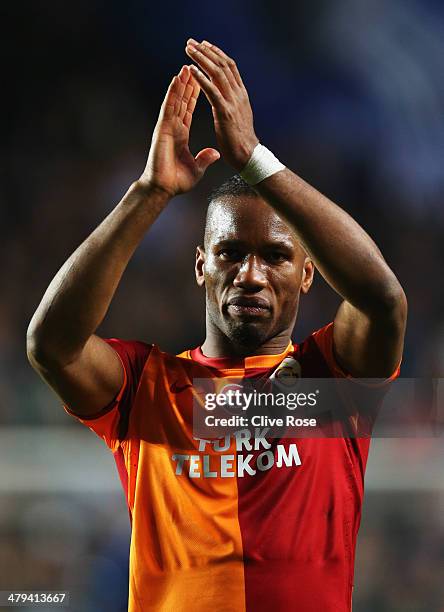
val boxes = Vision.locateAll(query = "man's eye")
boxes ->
[267,252,287,263]
[219,249,241,260]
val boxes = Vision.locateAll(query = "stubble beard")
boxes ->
[208,303,271,354]
[227,319,269,351]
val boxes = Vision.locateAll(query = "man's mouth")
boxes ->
[226,296,271,318]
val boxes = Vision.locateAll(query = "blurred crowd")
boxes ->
[1,0,443,610]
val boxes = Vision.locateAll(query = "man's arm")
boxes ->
[185,40,407,377]
[251,170,407,377]
[27,65,220,416]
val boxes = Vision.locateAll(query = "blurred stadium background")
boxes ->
[1,1,443,610]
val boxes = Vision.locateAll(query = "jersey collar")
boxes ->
[188,341,295,371]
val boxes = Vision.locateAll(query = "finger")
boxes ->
[158,75,179,122]
[189,75,200,108]
[186,43,231,94]
[189,65,225,110]
[178,64,190,83]
[195,147,220,174]
[188,40,237,88]
[201,40,244,89]
[174,65,189,115]
[196,41,239,89]
[180,82,194,121]
[158,66,190,123]
[183,77,200,129]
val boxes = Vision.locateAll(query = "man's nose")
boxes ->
[233,255,267,291]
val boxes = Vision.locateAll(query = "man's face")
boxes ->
[195,195,314,350]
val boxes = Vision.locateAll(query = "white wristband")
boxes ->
[239,143,285,185]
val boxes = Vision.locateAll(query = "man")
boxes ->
[27,39,407,611]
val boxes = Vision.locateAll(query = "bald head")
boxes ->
[204,175,258,248]
[204,195,300,254]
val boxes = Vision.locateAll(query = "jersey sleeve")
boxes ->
[311,322,401,436]
[63,338,152,452]
[312,321,400,383]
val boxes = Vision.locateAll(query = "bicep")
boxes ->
[333,298,407,378]
[35,334,124,417]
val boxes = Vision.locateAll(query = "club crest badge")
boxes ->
[270,356,302,389]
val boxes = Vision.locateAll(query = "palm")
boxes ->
[150,126,200,195]
[141,66,219,197]
[175,140,203,193]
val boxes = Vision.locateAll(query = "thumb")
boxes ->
[195,148,220,174]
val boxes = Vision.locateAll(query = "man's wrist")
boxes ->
[232,137,260,172]
[130,179,173,203]
[239,143,286,186]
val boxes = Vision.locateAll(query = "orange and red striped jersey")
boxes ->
[65,323,399,611]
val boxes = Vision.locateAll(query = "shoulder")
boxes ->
[105,340,212,378]
[104,337,153,358]
[294,322,342,378]
[103,337,154,382]
[296,322,400,400]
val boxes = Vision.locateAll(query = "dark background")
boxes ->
[1,1,443,611]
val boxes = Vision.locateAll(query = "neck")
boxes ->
[200,318,293,358]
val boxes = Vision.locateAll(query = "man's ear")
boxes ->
[300,257,314,294]
[195,245,206,287]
